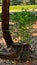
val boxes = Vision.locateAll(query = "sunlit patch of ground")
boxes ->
[32,21,37,36]
[0,5,37,13]
[0,22,7,47]
[0,38,7,47]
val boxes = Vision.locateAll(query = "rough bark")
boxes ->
[12,45,31,62]
[20,44,31,62]
[2,0,13,47]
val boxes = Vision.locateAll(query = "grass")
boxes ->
[0,5,37,12]
[10,5,37,10]
[0,6,2,12]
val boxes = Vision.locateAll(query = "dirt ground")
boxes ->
[0,22,37,65]
[0,59,37,65]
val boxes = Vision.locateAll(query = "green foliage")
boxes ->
[10,11,37,44]
[12,0,22,5]
[0,13,2,21]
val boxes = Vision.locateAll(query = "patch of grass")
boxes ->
[0,5,37,12]
[10,5,37,10]
[0,6,2,12]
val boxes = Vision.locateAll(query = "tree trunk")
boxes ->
[13,44,31,62]
[20,44,31,62]
[30,0,35,4]
[2,0,13,47]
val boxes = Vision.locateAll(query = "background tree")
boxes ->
[30,0,35,4]
[11,0,22,5]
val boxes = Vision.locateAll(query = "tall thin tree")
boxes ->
[30,0,35,4]
[2,0,13,48]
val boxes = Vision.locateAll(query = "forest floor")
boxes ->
[0,22,37,65]
[0,58,37,65]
